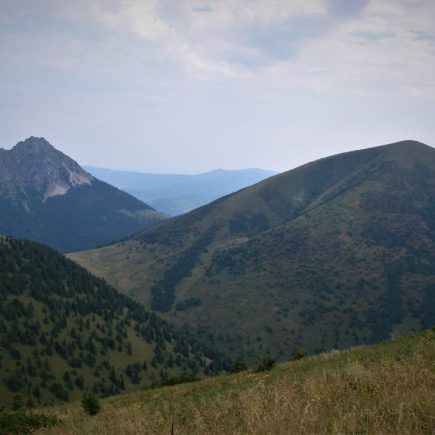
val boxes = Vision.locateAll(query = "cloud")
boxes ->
[88,0,375,75]
[1,0,434,89]
[412,30,435,42]
[191,3,213,13]
[327,0,369,18]
[350,31,396,42]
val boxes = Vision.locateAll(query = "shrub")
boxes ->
[11,395,24,411]
[292,346,308,360]
[256,354,275,372]
[81,393,101,416]
[229,360,248,373]
[151,375,199,389]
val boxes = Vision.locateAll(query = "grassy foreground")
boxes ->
[38,330,434,434]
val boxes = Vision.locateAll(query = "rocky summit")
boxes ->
[0,137,165,252]
[0,137,93,201]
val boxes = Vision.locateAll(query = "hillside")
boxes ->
[71,140,435,361]
[0,137,165,252]
[0,237,227,407]
[84,166,277,216]
[39,330,435,434]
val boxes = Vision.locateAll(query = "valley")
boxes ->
[84,166,277,216]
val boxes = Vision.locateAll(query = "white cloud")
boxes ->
[93,0,363,75]
[84,0,435,99]
[99,1,169,42]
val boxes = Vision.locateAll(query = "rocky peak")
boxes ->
[0,137,93,200]
[12,136,54,156]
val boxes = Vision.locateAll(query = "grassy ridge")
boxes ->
[39,329,435,434]
[71,141,435,361]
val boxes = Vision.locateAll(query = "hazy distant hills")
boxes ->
[84,166,278,216]
[71,140,435,362]
[0,236,225,406]
[0,137,165,252]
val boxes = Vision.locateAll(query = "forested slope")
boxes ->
[0,237,227,406]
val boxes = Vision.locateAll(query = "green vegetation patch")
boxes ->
[0,410,59,435]
[150,226,219,312]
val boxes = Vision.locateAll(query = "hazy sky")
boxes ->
[1,0,434,173]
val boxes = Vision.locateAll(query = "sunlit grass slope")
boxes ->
[41,329,435,434]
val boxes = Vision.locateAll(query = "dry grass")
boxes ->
[39,330,435,434]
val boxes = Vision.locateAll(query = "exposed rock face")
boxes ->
[0,137,165,252]
[0,137,93,200]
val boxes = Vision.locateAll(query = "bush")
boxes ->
[255,354,275,372]
[151,375,199,389]
[292,346,308,360]
[229,360,248,374]
[11,395,24,411]
[81,393,101,416]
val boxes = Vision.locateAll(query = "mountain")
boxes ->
[0,236,226,407]
[0,137,165,252]
[84,166,278,216]
[70,140,435,362]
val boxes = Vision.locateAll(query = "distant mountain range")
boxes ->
[0,137,165,252]
[71,140,435,362]
[0,236,226,406]
[84,166,278,216]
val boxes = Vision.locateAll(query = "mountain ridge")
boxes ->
[133,140,431,249]
[70,140,435,361]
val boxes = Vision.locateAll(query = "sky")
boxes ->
[1,0,434,173]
